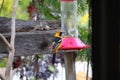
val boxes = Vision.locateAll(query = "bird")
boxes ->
[51,30,63,65]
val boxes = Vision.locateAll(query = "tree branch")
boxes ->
[0,0,4,15]
[0,33,13,50]
[5,0,19,80]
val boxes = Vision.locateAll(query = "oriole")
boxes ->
[51,30,63,65]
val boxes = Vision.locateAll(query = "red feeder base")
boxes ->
[60,37,90,50]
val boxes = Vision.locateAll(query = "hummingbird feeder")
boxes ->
[60,0,90,50]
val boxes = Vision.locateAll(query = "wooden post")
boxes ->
[64,52,77,80]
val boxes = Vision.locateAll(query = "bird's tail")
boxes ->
[52,54,56,65]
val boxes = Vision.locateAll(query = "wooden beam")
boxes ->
[0,30,58,57]
[0,17,61,33]
[0,17,61,57]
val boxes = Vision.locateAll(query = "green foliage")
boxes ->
[36,0,61,20]
[0,0,89,20]
[38,54,43,59]
[77,0,88,15]
[0,0,13,17]
[0,58,7,67]
[0,0,32,20]
[16,0,32,20]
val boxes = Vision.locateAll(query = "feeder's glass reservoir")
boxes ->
[61,0,78,37]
